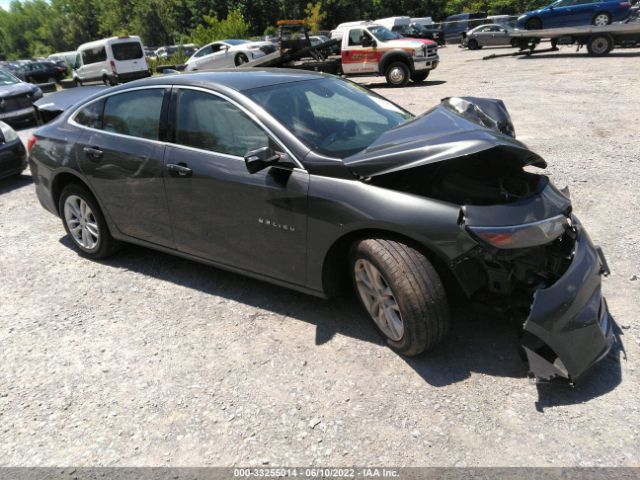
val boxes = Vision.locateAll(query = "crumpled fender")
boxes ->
[344,97,546,178]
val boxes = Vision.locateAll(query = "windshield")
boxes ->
[0,69,20,85]
[224,39,249,45]
[246,77,413,157]
[368,25,401,41]
[112,42,143,60]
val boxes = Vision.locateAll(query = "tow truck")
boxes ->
[244,20,439,87]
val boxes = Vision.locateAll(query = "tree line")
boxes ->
[0,0,547,60]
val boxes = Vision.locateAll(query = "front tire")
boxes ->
[350,239,449,356]
[235,53,249,66]
[525,17,543,30]
[59,184,119,259]
[467,39,480,50]
[384,62,410,87]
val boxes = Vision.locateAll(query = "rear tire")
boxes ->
[384,61,410,87]
[525,17,543,30]
[59,184,119,259]
[410,71,429,83]
[592,12,612,26]
[350,239,450,356]
[587,34,614,55]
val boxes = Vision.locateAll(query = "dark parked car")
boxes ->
[0,120,27,179]
[397,22,446,45]
[29,71,614,383]
[518,0,632,29]
[442,13,488,43]
[17,61,66,84]
[0,68,43,124]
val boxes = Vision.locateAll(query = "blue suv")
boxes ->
[517,0,632,30]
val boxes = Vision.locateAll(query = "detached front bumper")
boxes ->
[522,219,614,383]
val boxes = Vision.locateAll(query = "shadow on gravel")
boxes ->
[58,238,624,405]
[0,174,32,195]
[366,80,447,89]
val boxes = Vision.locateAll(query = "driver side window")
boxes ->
[173,89,271,157]
[348,29,363,46]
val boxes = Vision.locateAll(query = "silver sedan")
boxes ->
[463,24,517,49]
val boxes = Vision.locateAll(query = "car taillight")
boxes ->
[110,60,117,73]
[467,215,569,249]
[27,135,37,152]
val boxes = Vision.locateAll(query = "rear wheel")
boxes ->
[592,12,612,26]
[525,17,543,30]
[384,62,410,87]
[410,71,429,83]
[350,239,449,356]
[587,34,614,55]
[59,184,119,259]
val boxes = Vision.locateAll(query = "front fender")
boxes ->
[379,49,414,74]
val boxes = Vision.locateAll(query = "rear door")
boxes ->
[110,40,147,74]
[162,87,309,284]
[74,87,174,247]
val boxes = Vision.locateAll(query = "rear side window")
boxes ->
[81,46,107,65]
[173,89,270,157]
[111,42,143,61]
[74,99,105,129]
[102,89,164,140]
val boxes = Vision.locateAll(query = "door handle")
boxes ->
[83,146,103,160]
[167,163,193,177]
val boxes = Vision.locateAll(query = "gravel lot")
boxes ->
[1,45,639,467]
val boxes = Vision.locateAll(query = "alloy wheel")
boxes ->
[64,195,100,250]
[593,13,610,26]
[354,258,404,341]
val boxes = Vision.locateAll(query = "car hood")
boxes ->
[344,96,546,178]
[396,37,438,46]
[0,82,36,98]
[383,39,432,49]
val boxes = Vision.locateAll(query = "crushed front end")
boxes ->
[349,97,615,383]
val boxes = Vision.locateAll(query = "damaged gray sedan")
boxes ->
[28,71,614,383]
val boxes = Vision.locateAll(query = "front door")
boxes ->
[162,87,309,284]
[75,87,174,247]
[341,29,378,74]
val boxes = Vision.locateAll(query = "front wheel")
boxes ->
[59,184,119,259]
[467,39,480,50]
[410,71,429,83]
[350,239,450,356]
[235,53,249,66]
[384,62,410,87]
[592,12,612,26]
[525,17,543,30]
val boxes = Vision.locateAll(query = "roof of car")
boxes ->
[129,69,329,92]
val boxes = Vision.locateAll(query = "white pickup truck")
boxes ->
[331,23,439,86]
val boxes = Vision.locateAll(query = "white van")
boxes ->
[73,36,150,86]
[374,16,411,31]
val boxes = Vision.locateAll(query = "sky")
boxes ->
[0,1,10,10]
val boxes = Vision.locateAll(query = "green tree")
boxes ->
[304,2,327,33]
[190,8,250,45]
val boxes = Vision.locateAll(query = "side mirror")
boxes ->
[244,147,281,174]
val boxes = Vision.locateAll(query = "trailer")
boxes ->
[484,22,640,59]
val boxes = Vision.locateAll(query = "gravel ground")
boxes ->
[1,45,639,467]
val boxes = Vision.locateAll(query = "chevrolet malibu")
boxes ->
[28,70,614,382]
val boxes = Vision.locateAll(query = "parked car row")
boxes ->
[0,59,66,84]
[0,68,43,124]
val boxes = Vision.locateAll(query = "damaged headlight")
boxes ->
[467,214,569,249]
